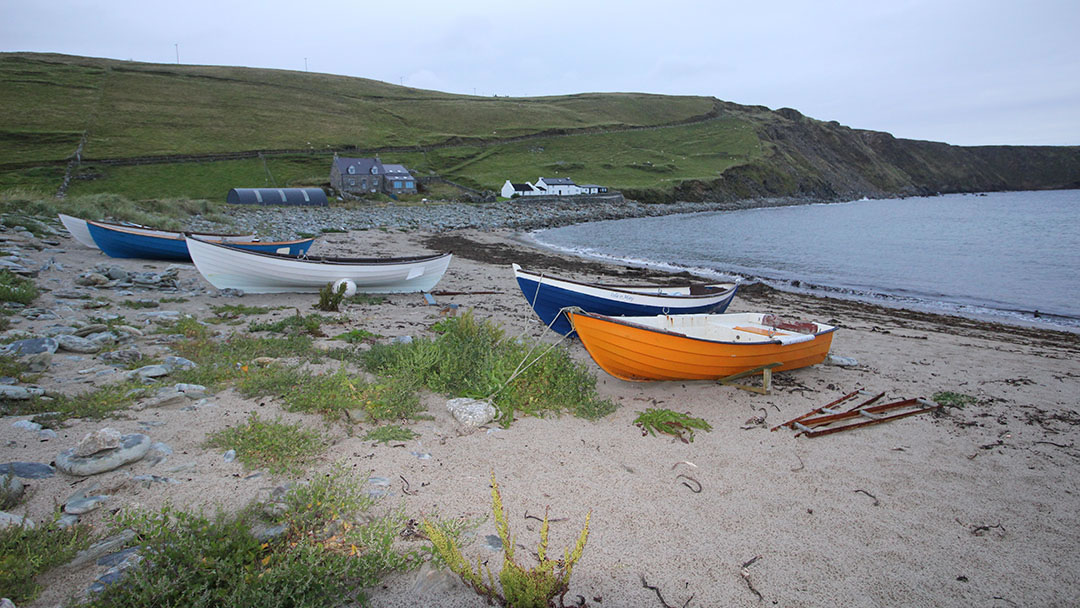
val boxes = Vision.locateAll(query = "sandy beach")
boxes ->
[4,224,1079,607]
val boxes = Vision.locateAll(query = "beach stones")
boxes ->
[56,432,152,476]
[446,397,497,428]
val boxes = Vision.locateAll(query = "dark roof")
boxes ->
[381,163,414,178]
[333,157,380,175]
[226,188,328,206]
[511,183,532,191]
[539,176,575,185]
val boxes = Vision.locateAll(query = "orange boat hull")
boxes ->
[569,312,836,382]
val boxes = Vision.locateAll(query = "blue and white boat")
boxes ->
[59,213,257,250]
[86,219,315,261]
[512,263,738,336]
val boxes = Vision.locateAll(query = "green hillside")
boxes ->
[2,52,1077,202]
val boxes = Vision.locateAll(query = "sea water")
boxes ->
[528,190,1080,332]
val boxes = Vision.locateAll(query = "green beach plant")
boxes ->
[422,472,591,608]
[633,408,712,443]
[204,412,323,475]
[85,467,422,608]
[361,311,615,425]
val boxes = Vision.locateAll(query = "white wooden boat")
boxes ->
[186,236,452,294]
[58,213,256,250]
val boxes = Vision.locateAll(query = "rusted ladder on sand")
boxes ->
[771,390,940,437]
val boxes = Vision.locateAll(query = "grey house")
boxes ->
[330,157,418,196]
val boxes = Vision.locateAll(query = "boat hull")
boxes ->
[513,264,737,335]
[60,214,257,251]
[186,236,452,294]
[568,311,836,382]
[87,221,313,261]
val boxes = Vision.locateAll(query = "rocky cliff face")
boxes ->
[671,107,1080,204]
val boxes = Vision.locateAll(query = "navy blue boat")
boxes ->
[513,263,739,336]
[86,220,316,261]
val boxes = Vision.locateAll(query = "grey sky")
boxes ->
[3,0,1078,146]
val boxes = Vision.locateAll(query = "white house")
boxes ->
[534,177,581,196]
[501,180,537,198]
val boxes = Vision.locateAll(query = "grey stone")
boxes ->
[74,272,109,286]
[126,364,169,381]
[24,351,51,372]
[86,331,117,346]
[411,561,466,596]
[824,354,859,367]
[174,383,208,398]
[482,534,503,551]
[38,429,58,440]
[74,428,124,457]
[105,267,130,281]
[0,510,34,529]
[74,323,109,337]
[53,288,90,299]
[56,334,102,354]
[0,385,45,400]
[64,494,110,515]
[223,449,236,462]
[163,356,196,372]
[2,337,58,356]
[89,551,143,594]
[252,523,288,542]
[131,474,180,486]
[0,462,55,479]
[42,324,78,336]
[57,513,81,528]
[98,546,140,567]
[392,335,413,344]
[69,529,137,568]
[11,420,41,432]
[446,397,497,428]
[99,348,143,364]
[0,473,24,509]
[139,389,188,409]
[56,433,152,476]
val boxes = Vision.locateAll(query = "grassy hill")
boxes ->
[2,52,1077,203]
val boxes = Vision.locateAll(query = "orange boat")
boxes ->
[567,310,837,382]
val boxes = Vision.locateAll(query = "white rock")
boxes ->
[446,397,497,428]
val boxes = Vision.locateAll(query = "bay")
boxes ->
[529,190,1080,332]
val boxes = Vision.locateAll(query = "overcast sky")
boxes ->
[3,0,1078,146]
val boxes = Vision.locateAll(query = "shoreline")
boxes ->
[200,191,1079,335]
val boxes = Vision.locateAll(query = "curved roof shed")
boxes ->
[226,188,328,206]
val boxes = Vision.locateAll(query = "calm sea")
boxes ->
[528,190,1080,332]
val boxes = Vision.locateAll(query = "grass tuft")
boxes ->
[0,520,93,604]
[204,412,323,475]
[0,269,39,305]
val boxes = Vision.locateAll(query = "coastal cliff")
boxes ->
[657,105,1080,204]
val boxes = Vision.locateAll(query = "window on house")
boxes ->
[405,181,414,188]
[349,179,355,186]
[348,166,356,174]
[393,181,403,189]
